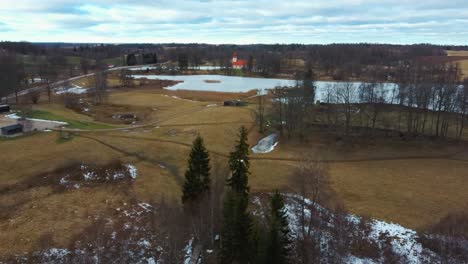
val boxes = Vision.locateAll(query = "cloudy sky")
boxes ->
[0,0,467,44]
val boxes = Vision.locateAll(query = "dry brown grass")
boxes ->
[329,159,468,229]
[0,186,127,255]
[0,133,129,255]
[446,50,468,57]
[0,132,185,255]
[154,88,256,102]
[159,105,254,125]
[33,104,97,123]
[455,59,468,78]
[0,133,122,185]
[3,89,468,256]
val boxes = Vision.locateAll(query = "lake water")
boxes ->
[130,66,222,71]
[131,74,399,102]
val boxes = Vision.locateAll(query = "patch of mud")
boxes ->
[77,103,153,125]
[204,80,221,83]
[0,161,137,197]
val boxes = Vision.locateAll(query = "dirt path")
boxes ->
[77,133,468,165]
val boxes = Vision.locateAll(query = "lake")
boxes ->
[129,66,223,71]
[131,74,399,102]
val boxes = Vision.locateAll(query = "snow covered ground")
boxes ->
[252,193,452,264]
[5,113,68,131]
[251,133,279,153]
[5,192,466,263]
[5,113,67,125]
[58,163,138,189]
[55,85,87,94]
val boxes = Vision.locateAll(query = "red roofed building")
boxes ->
[232,52,247,69]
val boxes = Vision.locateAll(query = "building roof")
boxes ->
[1,123,22,132]
[233,60,247,66]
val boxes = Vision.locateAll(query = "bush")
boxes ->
[63,94,80,110]
[29,90,41,104]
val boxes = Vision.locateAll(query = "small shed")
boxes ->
[1,123,23,136]
[0,105,10,113]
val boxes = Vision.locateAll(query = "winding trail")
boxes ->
[77,133,468,164]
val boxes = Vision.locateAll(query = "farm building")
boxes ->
[232,52,247,69]
[0,105,10,113]
[1,123,23,136]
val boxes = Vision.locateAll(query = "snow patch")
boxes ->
[126,164,138,179]
[55,85,88,95]
[345,254,378,264]
[5,113,68,125]
[251,133,279,153]
[369,220,428,263]
[40,248,71,259]
[183,238,194,264]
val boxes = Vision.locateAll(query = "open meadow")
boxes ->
[2,79,468,257]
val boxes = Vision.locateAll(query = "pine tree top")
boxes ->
[182,135,211,204]
[227,126,250,196]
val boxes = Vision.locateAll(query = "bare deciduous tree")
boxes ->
[92,60,108,104]
[120,68,134,87]
[257,89,266,133]
[334,82,357,136]
[292,154,329,264]
[28,90,41,104]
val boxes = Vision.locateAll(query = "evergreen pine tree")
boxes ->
[181,135,211,204]
[220,190,251,263]
[266,191,291,264]
[227,126,250,196]
[220,126,253,263]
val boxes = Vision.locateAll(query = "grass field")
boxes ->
[330,159,468,229]
[456,59,468,78]
[2,84,468,256]
[446,50,468,57]
[30,109,116,129]
[443,50,468,78]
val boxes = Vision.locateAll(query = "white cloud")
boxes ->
[0,0,466,44]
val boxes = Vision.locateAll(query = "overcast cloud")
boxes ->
[0,0,466,44]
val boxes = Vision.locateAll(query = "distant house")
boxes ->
[1,124,23,136]
[232,52,247,69]
[0,105,10,113]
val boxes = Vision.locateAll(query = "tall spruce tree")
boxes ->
[227,126,250,196]
[266,191,291,264]
[220,190,251,263]
[220,126,253,263]
[182,136,211,204]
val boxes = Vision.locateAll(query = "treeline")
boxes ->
[155,43,452,79]
[269,63,468,141]
[3,41,466,81]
